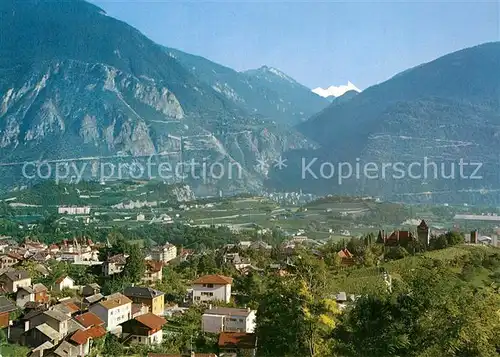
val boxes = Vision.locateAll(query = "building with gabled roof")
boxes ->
[218,332,257,356]
[417,219,431,246]
[81,283,100,297]
[102,254,128,277]
[337,248,355,266]
[75,312,104,328]
[0,253,20,270]
[33,283,50,303]
[143,260,163,284]
[202,306,256,333]
[0,269,31,293]
[68,329,92,356]
[53,276,75,292]
[121,313,167,345]
[85,325,106,339]
[192,275,233,304]
[123,287,165,316]
[89,293,132,331]
[0,296,16,328]
[17,285,35,308]
[83,293,104,305]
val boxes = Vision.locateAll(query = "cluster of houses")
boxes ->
[0,232,379,357]
[19,284,170,357]
[0,262,259,357]
[0,237,184,287]
[0,238,101,267]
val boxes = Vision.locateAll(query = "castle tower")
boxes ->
[417,220,430,246]
[470,230,478,244]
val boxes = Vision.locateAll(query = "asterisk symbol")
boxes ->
[273,156,287,170]
[257,159,269,171]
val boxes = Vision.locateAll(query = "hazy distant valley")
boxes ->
[1,0,500,204]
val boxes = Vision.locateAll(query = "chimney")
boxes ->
[191,352,195,357]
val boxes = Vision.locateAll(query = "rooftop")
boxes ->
[33,283,48,293]
[146,260,163,273]
[85,283,101,289]
[75,312,104,328]
[86,325,106,338]
[204,307,253,317]
[0,296,16,313]
[134,313,167,330]
[218,332,256,349]
[124,286,165,299]
[35,323,61,340]
[55,275,73,284]
[52,340,75,357]
[45,309,72,322]
[192,274,233,285]
[2,269,30,281]
[19,286,34,294]
[52,303,74,315]
[69,329,90,345]
[99,293,132,309]
[84,293,104,304]
[107,254,128,264]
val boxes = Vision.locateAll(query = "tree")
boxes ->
[101,275,132,296]
[68,264,95,286]
[333,266,500,357]
[291,248,329,295]
[102,334,124,357]
[155,267,189,304]
[256,276,339,357]
[346,238,366,256]
[233,272,265,309]
[17,260,42,282]
[444,231,464,246]
[385,246,409,260]
[362,247,377,267]
[122,243,145,283]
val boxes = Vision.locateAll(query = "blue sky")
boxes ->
[91,0,499,90]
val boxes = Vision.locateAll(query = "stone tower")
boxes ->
[417,220,430,246]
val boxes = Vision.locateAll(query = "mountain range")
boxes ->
[267,42,500,204]
[1,0,499,204]
[0,0,328,195]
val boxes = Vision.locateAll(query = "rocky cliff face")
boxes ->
[0,60,184,156]
[0,0,317,194]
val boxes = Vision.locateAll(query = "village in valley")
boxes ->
[0,183,498,356]
[0,204,497,357]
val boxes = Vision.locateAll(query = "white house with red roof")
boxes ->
[191,274,233,304]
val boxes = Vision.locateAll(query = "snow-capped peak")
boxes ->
[312,81,361,98]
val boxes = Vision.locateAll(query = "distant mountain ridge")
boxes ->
[267,42,500,204]
[165,48,329,125]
